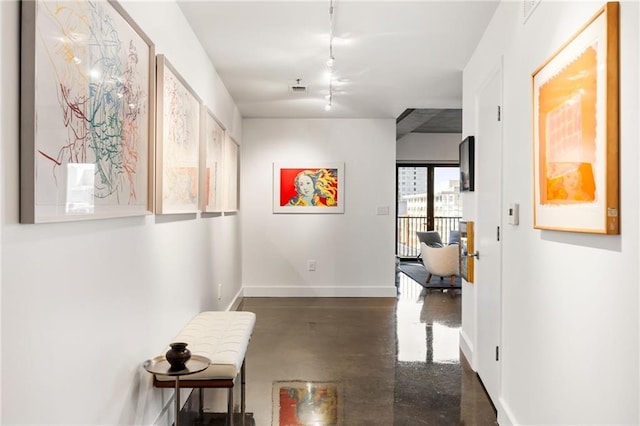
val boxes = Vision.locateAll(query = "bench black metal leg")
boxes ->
[227,387,234,426]
[241,360,246,426]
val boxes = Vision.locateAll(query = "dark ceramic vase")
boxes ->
[166,342,191,370]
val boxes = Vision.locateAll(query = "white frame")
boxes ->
[273,162,345,214]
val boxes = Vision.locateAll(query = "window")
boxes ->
[396,164,461,258]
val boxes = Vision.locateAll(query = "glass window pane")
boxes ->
[397,166,428,257]
[434,167,461,244]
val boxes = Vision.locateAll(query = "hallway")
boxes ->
[187,274,497,425]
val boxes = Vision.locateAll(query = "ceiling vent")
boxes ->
[289,78,307,94]
[289,84,308,94]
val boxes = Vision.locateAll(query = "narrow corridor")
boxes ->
[184,274,497,425]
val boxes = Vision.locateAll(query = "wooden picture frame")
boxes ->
[20,0,155,223]
[459,136,475,192]
[532,2,619,234]
[200,106,226,213]
[223,134,239,212]
[459,221,474,283]
[273,163,344,214]
[155,54,201,214]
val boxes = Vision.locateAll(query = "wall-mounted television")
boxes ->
[459,136,475,192]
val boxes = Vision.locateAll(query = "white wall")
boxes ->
[0,3,4,424]
[396,132,461,163]
[463,1,639,425]
[0,1,242,424]
[240,119,396,297]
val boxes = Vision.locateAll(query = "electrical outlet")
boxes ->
[308,260,316,271]
[217,283,222,300]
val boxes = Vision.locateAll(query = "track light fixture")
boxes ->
[325,84,333,111]
[326,56,335,68]
[325,0,335,111]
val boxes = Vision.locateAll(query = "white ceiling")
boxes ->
[177,1,500,120]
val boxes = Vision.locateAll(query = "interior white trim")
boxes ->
[243,285,397,298]
[227,288,245,312]
[459,329,476,371]
[497,396,518,426]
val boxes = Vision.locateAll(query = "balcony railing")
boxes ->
[396,216,461,258]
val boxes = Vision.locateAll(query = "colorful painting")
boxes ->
[272,381,342,426]
[532,2,619,233]
[273,163,344,214]
[156,55,201,214]
[201,107,225,213]
[21,0,155,223]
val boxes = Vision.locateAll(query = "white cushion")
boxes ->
[156,311,255,382]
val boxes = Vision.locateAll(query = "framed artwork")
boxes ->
[459,221,474,283]
[273,163,344,214]
[223,135,239,212]
[532,2,619,234]
[156,54,201,214]
[459,136,475,192]
[200,107,225,213]
[20,0,155,223]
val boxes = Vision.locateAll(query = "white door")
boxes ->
[475,64,503,403]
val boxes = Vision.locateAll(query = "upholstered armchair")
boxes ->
[416,230,444,262]
[416,231,443,247]
[419,242,460,285]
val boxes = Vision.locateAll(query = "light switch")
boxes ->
[508,203,519,225]
[376,206,390,215]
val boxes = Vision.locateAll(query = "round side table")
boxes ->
[143,355,210,426]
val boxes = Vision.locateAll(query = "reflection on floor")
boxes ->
[182,273,497,425]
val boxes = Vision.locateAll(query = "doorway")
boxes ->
[396,164,461,259]
[474,64,503,404]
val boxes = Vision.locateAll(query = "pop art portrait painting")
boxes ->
[273,163,344,214]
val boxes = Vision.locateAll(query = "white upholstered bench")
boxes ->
[152,311,256,425]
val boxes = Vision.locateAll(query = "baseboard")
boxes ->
[459,329,476,370]
[227,287,244,311]
[242,285,397,297]
[497,396,517,425]
[152,399,172,426]
[153,388,191,426]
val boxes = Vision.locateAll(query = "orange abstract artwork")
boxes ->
[532,2,619,234]
[538,46,597,206]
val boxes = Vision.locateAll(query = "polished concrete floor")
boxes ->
[185,274,497,425]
